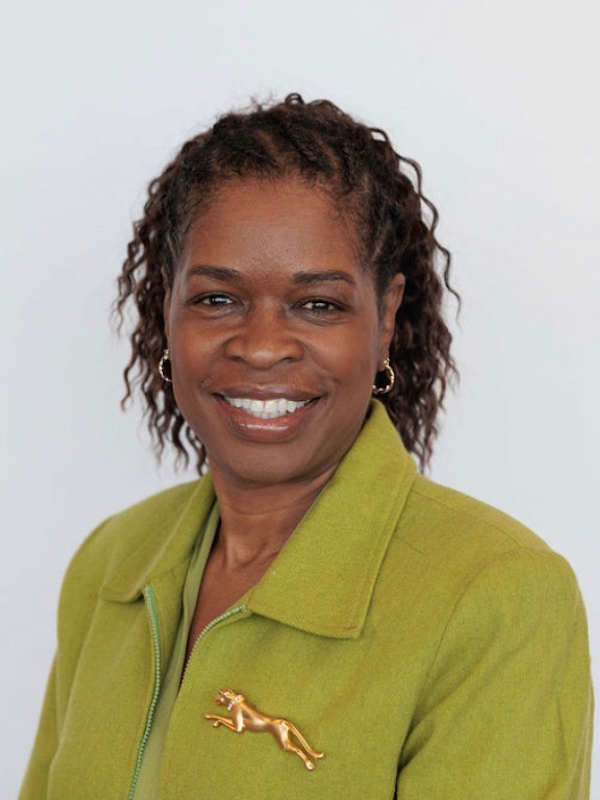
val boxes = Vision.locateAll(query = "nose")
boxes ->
[223,307,303,369]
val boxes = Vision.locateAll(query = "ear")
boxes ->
[163,291,171,342]
[378,273,405,362]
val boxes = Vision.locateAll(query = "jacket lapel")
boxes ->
[246,401,417,639]
[100,476,216,603]
[99,475,216,672]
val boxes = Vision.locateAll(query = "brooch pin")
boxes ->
[205,689,324,770]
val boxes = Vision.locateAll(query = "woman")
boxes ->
[20,95,592,799]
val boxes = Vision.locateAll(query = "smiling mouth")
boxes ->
[221,396,313,419]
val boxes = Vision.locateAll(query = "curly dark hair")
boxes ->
[115,93,459,472]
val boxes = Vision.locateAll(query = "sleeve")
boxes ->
[396,548,594,800]
[18,658,59,800]
[17,517,114,799]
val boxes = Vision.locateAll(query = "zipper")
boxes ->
[180,603,247,688]
[127,585,162,800]
[126,593,247,798]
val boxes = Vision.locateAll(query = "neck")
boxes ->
[209,466,336,569]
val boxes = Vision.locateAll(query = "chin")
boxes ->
[205,438,346,490]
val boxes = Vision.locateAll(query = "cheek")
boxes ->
[319,331,380,394]
[169,317,213,373]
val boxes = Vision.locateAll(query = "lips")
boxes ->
[222,396,311,419]
[213,388,322,441]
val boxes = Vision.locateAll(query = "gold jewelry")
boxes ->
[206,689,324,771]
[372,358,395,395]
[158,348,172,383]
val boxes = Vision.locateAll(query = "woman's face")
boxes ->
[164,178,404,489]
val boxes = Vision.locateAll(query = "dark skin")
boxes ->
[162,178,404,663]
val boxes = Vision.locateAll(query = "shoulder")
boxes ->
[373,473,589,688]
[384,472,582,613]
[59,479,204,603]
[408,482,590,699]
[402,473,552,556]
[73,478,202,560]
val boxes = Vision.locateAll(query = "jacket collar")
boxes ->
[100,475,216,603]
[246,401,416,638]
[101,401,416,639]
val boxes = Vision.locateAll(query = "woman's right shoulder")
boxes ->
[61,478,205,599]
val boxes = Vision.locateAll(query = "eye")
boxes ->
[186,293,236,309]
[198,293,234,306]
[298,298,344,313]
[184,292,239,315]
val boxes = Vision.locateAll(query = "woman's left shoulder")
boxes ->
[402,473,555,555]
[387,473,583,603]
[376,473,590,666]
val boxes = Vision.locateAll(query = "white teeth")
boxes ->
[223,396,311,419]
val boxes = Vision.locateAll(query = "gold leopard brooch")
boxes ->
[205,689,324,770]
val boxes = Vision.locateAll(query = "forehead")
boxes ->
[183,178,360,274]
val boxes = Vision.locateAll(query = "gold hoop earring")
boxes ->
[372,358,395,395]
[158,348,172,383]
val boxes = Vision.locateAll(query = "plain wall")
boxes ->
[1,0,598,795]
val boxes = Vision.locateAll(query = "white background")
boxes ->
[1,0,598,795]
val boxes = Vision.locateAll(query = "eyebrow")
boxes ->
[187,265,356,286]
[187,265,242,282]
[292,270,356,286]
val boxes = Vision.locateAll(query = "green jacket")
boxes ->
[20,402,593,799]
